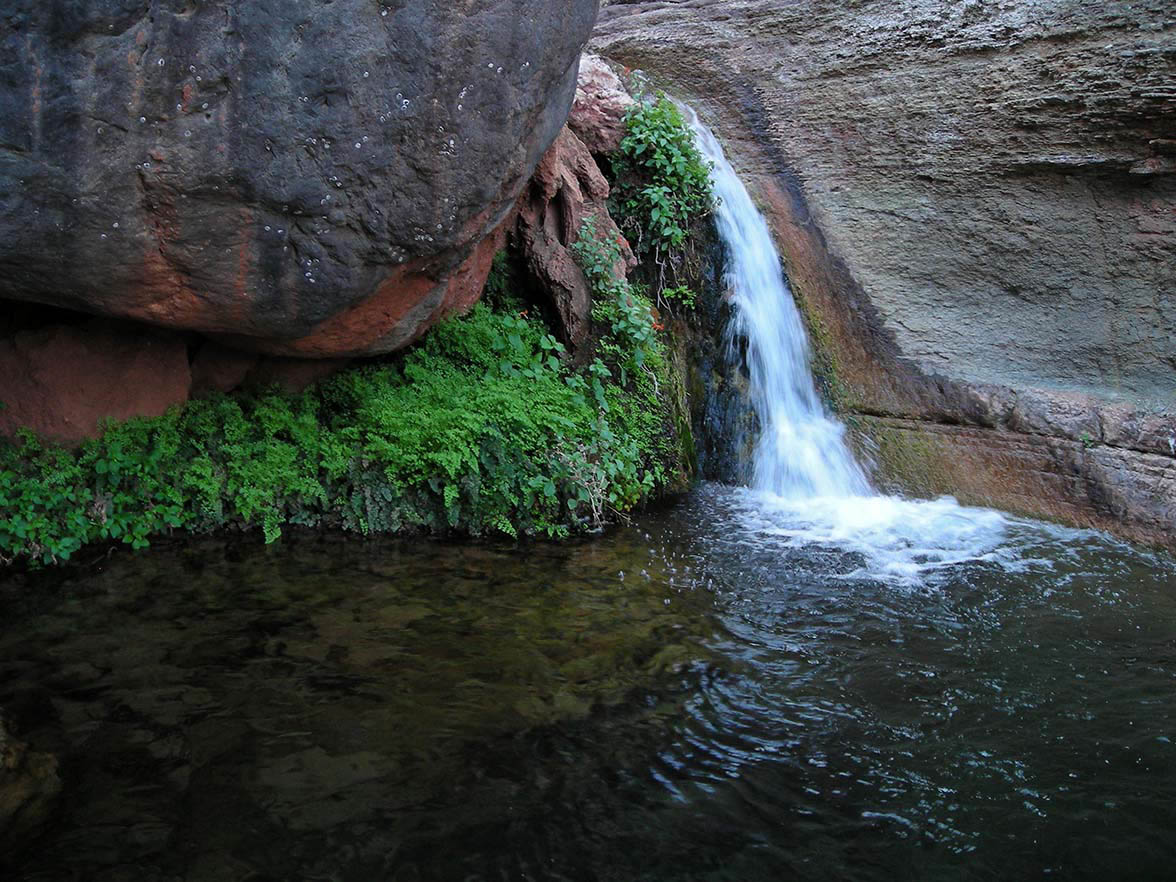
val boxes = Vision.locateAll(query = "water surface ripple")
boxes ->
[3,485,1175,881]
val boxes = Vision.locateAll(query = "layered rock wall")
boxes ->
[593,0,1175,546]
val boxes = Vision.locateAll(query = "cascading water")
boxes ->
[688,116,869,499]
[685,109,1045,586]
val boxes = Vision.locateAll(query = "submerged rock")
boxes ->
[0,0,598,356]
[0,714,61,853]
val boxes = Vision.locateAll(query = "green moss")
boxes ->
[856,420,952,497]
[786,269,856,414]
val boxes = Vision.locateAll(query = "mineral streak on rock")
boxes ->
[0,0,599,356]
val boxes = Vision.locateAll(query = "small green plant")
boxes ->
[610,95,714,272]
[574,216,660,379]
[660,285,697,311]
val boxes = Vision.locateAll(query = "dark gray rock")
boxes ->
[0,0,598,356]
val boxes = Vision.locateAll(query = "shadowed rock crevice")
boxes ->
[514,126,635,348]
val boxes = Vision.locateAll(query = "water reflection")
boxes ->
[2,485,1175,880]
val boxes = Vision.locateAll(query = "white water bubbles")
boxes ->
[732,490,1018,588]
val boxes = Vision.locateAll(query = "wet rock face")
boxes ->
[0,0,598,356]
[593,0,1175,546]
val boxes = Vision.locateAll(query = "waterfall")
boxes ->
[687,111,869,500]
[684,108,1023,586]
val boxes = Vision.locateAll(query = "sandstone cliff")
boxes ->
[594,0,1175,546]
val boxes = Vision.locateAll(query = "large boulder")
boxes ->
[593,1,1175,547]
[0,0,598,357]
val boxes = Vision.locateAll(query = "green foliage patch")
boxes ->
[0,290,683,567]
[610,95,714,274]
[575,215,692,497]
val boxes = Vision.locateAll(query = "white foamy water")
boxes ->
[685,109,1033,585]
[731,491,1036,587]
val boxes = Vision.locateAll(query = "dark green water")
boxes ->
[2,484,1175,881]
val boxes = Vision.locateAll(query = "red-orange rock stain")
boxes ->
[133,194,255,334]
[278,209,514,357]
[278,261,441,357]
